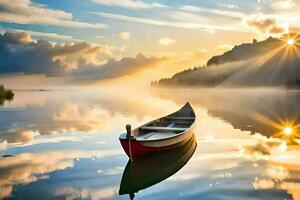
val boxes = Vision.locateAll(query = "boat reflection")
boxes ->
[119,136,197,199]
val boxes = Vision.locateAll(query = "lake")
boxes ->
[0,88,300,200]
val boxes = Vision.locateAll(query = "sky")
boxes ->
[0,0,300,88]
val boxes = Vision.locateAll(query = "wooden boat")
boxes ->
[119,102,195,158]
[119,136,197,199]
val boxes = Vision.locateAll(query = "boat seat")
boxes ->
[137,132,178,141]
[140,126,187,132]
[141,132,157,139]
[166,116,195,120]
[167,122,175,127]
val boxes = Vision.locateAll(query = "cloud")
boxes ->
[55,186,118,200]
[151,2,169,8]
[0,140,7,151]
[259,0,296,10]
[0,31,167,80]
[242,136,283,160]
[266,166,289,182]
[253,177,275,190]
[0,28,81,42]
[90,0,168,9]
[217,3,238,9]
[0,32,66,76]
[94,12,246,32]
[90,0,149,9]
[0,31,115,75]
[159,37,175,46]
[245,15,286,34]
[118,32,130,40]
[97,166,124,175]
[0,32,106,76]
[181,5,244,19]
[1,31,31,44]
[273,0,295,9]
[0,0,107,29]
[73,53,168,80]
[95,35,105,39]
[280,182,300,199]
[0,131,35,144]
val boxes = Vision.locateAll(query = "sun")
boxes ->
[288,39,294,46]
[284,127,292,135]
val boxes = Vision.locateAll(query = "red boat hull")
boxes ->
[119,137,192,158]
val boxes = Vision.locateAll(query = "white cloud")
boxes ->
[0,28,81,42]
[118,32,130,40]
[55,186,119,200]
[151,2,169,8]
[271,0,295,9]
[159,37,175,46]
[0,0,107,29]
[90,0,150,9]
[218,3,238,9]
[0,140,7,151]
[95,35,105,39]
[94,12,246,32]
[90,0,169,9]
[181,5,244,19]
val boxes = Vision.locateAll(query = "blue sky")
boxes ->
[0,0,271,44]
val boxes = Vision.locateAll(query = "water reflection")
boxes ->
[0,148,122,199]
[119,136,197,199]
[153,89,300,143]
[0,88,300,199]
[153,88,300,199]
[0,90,176,148]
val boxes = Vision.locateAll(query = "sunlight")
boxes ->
[288,39,295,46]
[284,127,292,135]
[255,114,300,143]
[278,142,287,152]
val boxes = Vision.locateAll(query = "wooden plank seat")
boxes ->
[167,122,175,127]
[156,121,192,125]
[137,132,178,141]
[165,116,195,120]
[140,126,187,132]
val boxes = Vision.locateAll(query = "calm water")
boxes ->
[0,88,300,200]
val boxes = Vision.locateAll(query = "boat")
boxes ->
[119,135,197,199]
[119,102,195,158]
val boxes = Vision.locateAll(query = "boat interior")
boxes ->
[135,104,195,141]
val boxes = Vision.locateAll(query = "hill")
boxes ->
[154,33,300,87]
[207,37,282,66]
